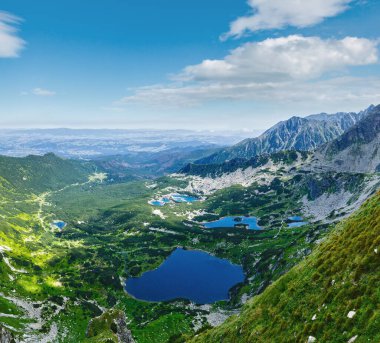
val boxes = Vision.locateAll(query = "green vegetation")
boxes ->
[188,191,380,343]
[0,153,95,192]
[0,153,378,342]
[181,151,309,177]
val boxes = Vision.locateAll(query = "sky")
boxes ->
[0,0,379,130]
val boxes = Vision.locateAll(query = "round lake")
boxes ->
[125,248,245,304]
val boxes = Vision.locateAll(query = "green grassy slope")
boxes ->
[189,191,380,343]
[1,152,378,342]
[0,153,95,192]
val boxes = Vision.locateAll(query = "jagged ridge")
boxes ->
[196,106,374,165]
[315,105,380,173]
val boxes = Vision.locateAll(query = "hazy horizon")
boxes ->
[1,1,379,130]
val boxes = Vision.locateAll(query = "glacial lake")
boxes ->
[171,194,199,203]
[52,221,66,230]
[149,199,169,207]
[288,216,303,222]
[288,221,308,228]
[287,216,308,228]
[149,194,200,206]
[203,216,262,230]
[125,248,245,304]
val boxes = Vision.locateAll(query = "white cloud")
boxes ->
[223,0,353,39]
[119,35,378,109]
[32,88,56,96]
[0,11,25,58]
[179,36,378,82]
[119,77,380,109]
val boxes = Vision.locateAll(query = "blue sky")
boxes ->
[0,0,379,130]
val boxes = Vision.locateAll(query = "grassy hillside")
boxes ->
[0,152,378,342]
[188,191,380,343]
[0,153,335,342]
[0,153,95,192]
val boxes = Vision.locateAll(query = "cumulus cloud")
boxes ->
[32,88,56,96]
[119,35,379,108]
[223,0,353,39]
[178,36,378,82]
[0,11,25,58]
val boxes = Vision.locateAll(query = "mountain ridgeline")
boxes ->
[315,105,380,173]
[195,105,375,165]
[180,150,310,178]
[181,105,380,177]
[0,105,379,343]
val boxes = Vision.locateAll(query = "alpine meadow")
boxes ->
[0,1,379,343]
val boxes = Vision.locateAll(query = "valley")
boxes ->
[0,106,379,343]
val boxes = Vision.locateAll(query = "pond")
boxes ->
[149,200,166,206]
[149,194,200,206]
[288,221,308,228]
[203,216,262,230]
[287,216,308,228]
[51,221,66,230]
[171,194,199,203]
[288,216,303,222]
[125,248,245,304]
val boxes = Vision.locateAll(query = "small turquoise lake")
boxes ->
[149,194,200,206]
[203,216,262,230]
[125,248,245,304]
[171,194,199,203]
[288,221,308,228]
[52,221,66,230]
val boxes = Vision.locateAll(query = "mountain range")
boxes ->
[182,105,380,177]
[0,104,379,343]
[315,105,380,173]
[195,105,375,165]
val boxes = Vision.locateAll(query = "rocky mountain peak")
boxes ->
[195,105,376,165]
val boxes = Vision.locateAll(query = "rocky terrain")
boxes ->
[314,105,380,173]
[196,106,375,165]
[0,106,379,342]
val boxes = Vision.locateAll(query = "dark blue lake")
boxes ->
[203,216,261,230]
[125,248,245,304]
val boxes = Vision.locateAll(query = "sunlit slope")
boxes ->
[0,153,95,192]
[0,153,99,340]
[189,191,380,343]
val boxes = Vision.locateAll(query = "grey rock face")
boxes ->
[86,310,135,343]
[196,105,375,165]
[114,311,135,343]
[315,105,380,173]
[0,327,15,343]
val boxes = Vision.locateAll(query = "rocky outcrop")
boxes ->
[114,311,135,343]
[0,327,15,343]
[86,309,135,343]
[180,150,308,178]
[315,105,380,173]
[195,105,374,165]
